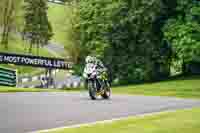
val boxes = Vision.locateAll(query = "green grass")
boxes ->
[48,3,71,47]
[0,36,52,57]
[112,76,200,98]
[42,108,200,133]
[0,85,84,93]
[0,86,62,93]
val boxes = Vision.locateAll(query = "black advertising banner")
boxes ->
[0,52,73,69]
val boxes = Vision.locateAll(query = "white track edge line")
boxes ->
[30,108,194,133]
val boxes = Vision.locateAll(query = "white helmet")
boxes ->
[85,56,94,63]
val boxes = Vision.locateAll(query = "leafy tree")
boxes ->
[23,0,53,55]
[163,0,200,73]
[0,0,23,49]
[64,0,81,64]
[78,0,171,84]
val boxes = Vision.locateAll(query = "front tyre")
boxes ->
[88,80,97,100]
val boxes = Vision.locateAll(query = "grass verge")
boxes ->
[112,76,200,99]
[0,86,85,93]
[41,108,200,133]
[0,86,63,93]
[48,3,70,47]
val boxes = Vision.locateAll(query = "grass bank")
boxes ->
[0,86,62,93]
[0,86,85,93]
[42,108,200,133]
[48,3,70,47]
[112,76,200,98]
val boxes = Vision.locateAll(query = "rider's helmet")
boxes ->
[85,56,95,64]
[85,54,103,65]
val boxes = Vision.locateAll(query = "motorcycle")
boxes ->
[83,63,111,100]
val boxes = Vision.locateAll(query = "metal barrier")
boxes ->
[0,67,17,87]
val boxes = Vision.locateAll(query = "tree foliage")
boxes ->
[77,0,171,84]
[0,0,23,49]
[163,0,200,73]
[64,1,81,64]
[23,0,53,55]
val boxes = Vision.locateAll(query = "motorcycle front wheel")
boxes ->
[88,80,98,100]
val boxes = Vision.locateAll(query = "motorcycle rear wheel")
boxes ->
[101,82,111,99]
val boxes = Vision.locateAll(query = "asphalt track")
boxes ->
[0,92,200,133]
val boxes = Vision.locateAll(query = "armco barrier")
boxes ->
[0,67,17,87]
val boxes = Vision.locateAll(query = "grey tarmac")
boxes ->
[0,92,200,133]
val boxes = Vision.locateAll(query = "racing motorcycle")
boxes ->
[83,63,111,100]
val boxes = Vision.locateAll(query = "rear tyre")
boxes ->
[102,82,111,99]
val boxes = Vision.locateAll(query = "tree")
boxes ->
[163,0,200,74]
[0,0,23,49]
[76,0,172,84]
[23,0,53,55]
[64,0,81,64]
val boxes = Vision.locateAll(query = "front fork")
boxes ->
[95,78,102,91]
[87,79,100,91]
[87,78,105,92]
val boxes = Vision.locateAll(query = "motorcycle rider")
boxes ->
[83,55,107,90]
